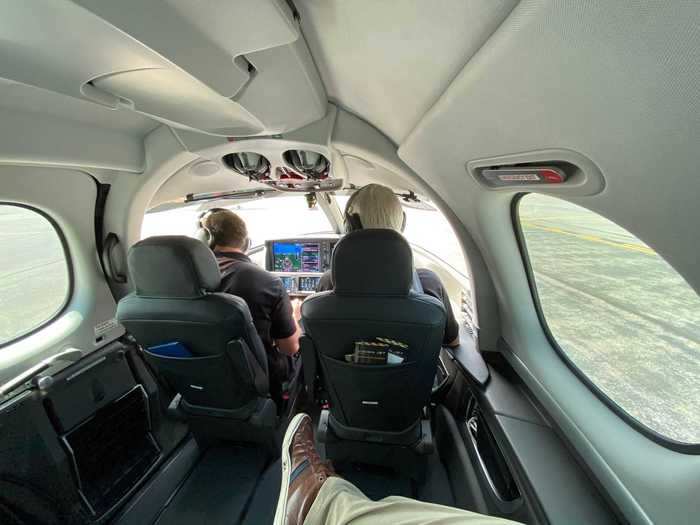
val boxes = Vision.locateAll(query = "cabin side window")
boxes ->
[517,193,700,444]
[0,204,71,346]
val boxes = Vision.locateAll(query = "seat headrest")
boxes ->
[332,229,413,296]
[128,236,221,298]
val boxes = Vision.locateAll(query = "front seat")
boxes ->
[301,229,446,474]
[116,235,276,443]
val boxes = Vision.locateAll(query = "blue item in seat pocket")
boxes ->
[147,341,192,358]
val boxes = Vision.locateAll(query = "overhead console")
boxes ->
[265,238,338,296]
[223,149,342,192]
[149,106,348,207]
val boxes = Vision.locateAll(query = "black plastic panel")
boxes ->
[0,391,88,524]
[62,386,160,516]
[443,332,489,387]
[0,342,184,524]
[495,414,616,524]
[114,438,200,525]
[434,405,489,514]
[471,362,619,524]
[467,407,521,503]
[45,351,136,432]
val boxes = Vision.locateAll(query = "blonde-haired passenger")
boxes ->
[317,183,460,347]
[343,183,406,231]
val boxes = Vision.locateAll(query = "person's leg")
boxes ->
[274,413,336,525]
[274,413,521,525]
[304,477,521,525]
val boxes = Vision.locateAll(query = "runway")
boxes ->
[520,195,699,443]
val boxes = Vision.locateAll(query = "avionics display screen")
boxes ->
[272,242,321,272]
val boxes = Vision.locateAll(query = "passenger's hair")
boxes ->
[346,184,404,232]
[202,209,248,249]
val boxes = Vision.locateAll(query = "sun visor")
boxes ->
[1,0,326,136]
[89,69,265,136]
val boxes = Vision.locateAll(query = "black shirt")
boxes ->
[213,251,297,397]
[316,268,460,345]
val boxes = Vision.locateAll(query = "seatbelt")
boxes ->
[411,268,424,294]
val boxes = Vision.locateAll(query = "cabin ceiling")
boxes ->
[297,0,518,144]
[0,1,520,153]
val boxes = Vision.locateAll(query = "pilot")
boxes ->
[317,184,461,347]
[198,208,301,404]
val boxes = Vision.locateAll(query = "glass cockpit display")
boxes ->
[278,275,321,295]
[266,238,336,296]
[272,242,321,273]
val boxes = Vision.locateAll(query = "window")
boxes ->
[517,193,700,444]
[0,205,70,346]
[142,194,334,244]
[402,204,468,278]
[142,195,335,267]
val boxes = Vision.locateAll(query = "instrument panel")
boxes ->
[277,273,322,295]
[265,238,337,296]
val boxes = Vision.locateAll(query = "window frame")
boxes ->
[512,193,700,454]
[0,202,74,349]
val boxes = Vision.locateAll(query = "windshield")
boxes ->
[141,194,334,245]
[142,192,468,279]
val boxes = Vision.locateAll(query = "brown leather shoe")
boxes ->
[274,413,336,525]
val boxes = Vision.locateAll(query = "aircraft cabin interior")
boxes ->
[0,2,698,525]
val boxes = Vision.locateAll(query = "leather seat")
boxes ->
[301,229,446,459]
[116,236,276,442]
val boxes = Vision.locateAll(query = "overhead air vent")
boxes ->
[223,152,271,181]
[283,150,330,179]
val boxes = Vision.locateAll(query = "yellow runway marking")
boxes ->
[521,221,656,255]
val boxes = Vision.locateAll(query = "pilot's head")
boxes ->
[197,208,249,251]
[344,184,405,233]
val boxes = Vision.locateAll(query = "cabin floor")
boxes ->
[116,428,455,525]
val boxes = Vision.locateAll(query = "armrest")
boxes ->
[443,331,489,388]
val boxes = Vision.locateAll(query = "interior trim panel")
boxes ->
[440,351,619,524]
